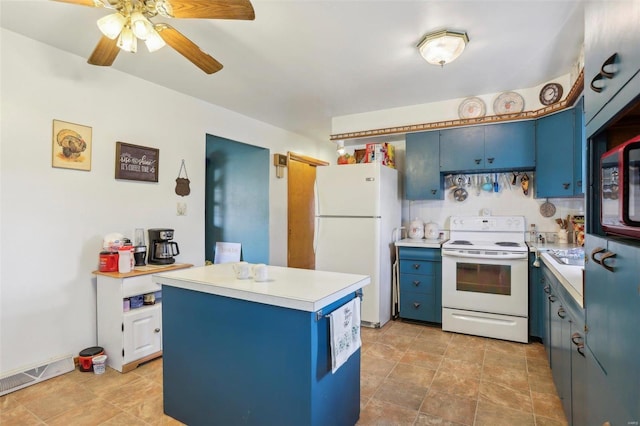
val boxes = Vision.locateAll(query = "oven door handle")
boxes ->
[441,250,528,260]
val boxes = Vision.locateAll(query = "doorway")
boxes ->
[287,152,328,269]
[205,135,269,264]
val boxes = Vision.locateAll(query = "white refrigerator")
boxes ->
[315,162,401,327]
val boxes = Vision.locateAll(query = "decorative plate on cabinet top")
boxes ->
[458,97,486,119]
[539,82,563,105]
[493,91,525,115]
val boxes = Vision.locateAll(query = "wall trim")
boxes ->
[330,69,584,141]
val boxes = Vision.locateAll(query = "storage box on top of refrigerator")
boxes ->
[314,162,401,327]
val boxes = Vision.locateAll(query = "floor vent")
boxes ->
[0,355,75,396]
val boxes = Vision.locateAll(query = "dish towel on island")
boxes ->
[329,298,361,373]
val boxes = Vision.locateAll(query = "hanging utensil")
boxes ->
[521,172,530,195]
[502,173,512,190]
[482,175,493,191]
[540,198,556,217]
[493,173,499,192]
[512,172,520,186]
[452,186,468,201]
[474,175,481,195]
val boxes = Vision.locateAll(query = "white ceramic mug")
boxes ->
[253,264,269,282]
[233,261,250,279]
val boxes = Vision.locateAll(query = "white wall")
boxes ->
[0,29,332,375]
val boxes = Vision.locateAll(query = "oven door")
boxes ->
[441,250,528,317]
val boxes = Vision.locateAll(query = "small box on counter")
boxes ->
[365,143,395,168]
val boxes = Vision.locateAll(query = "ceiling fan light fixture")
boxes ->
[117,25,137,53]
[144,29,166,52]
[97,12,127,40]
[417,30,469,66]
[131,11,154,40]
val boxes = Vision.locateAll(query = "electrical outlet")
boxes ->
[177,202,187,216]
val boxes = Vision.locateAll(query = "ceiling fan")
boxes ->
[52,0,255,74]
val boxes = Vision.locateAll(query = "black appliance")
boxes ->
[148,228,180,265]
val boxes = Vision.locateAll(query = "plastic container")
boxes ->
[92,355,107,375]
[118,246,133,273]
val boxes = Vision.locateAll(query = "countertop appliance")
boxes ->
[600,134,640,239]
[314,163,401,327]
[148,228,180,265]
[441,215,528,343]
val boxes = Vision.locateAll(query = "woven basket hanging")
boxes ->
[175,160,190,196]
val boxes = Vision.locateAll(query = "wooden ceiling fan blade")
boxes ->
[156,24,223,74]
[158,0,255,20]
[88,36,120,66]
[51,0,105,7]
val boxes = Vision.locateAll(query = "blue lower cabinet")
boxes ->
[161,286,360,426]
[528,253,542,339]
[398,247,441,323]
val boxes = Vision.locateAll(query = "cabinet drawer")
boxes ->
[399,292,432,322]
[400,260,436,275]
[399,273,434,295]
[399,247,442,261]
[122,275,161,298]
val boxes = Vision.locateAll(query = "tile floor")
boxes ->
[0,320,567,426]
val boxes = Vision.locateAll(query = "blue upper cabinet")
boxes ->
[405,131,443,200]
[584,1,640,136]
[573,97,585,196]
[535,109,578,198]
[440,127,485,172]
[440,122,534,173]
[484,121,535,170]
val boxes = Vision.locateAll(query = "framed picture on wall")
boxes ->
[115,142,159,182]
[52,119,92,171]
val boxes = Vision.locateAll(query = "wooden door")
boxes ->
[287,153,328,269]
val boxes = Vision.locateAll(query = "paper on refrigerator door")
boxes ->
[329,298,361,373]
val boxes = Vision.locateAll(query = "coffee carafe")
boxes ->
[148,228,180,265]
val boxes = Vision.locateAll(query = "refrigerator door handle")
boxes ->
[313,179,319,254]
[313,216,319,254]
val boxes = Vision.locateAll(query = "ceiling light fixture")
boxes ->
[96,1,167,53]
[336,140,345,155]
[417,30,469,67]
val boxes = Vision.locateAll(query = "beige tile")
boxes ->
[400,349,443,370]
[384,321,425,338]
[449,333,487,349]
[525,342,548,359]
[411,338,449,356]
[19,382,94,421]
[474,400,535,426]
[101,377,163,412]
[484,338,526,356]
[430,370,480,399]
[415,412,467,426]
[528,372,558,395]
[527,357,553,376]
[373,378,429,410]
[360,372,386,400]
[361,352,397,377]
[535,414,570,426]
[531,391,568,423]
[478,380,532,413]
[445,345,485,364]
[45,397,121,426]
[388,362,436,388]
[439,357,482,380]
[483,350,527,372]
[481,364,530,392]
[419,389,477,425]
[0,404,44,426]
[365,341,407,362]
[380,332,417,351]
[357,397,419,425]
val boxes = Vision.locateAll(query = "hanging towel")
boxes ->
[329,298,361,373]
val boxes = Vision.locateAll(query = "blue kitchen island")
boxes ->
[152,264,370,426]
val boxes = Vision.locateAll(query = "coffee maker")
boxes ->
[148,228,180,265]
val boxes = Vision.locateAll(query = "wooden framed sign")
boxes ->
[115,142,159,182]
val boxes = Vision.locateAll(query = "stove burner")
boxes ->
[450,240,472,245]
[495,241,520,247]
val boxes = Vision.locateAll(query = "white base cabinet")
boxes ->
[95,264,191,373]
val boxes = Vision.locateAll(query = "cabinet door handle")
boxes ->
[412,280,421,287]
[557,306,566,319]
[577,343,585,357]
[474,158,482,165]
[600,53,618,78]
[413,302,421,309]
[431,189,437,195]
[548,295,557,302]
[590,73,605,93]
[154,328,161,333]
[591,247,606,264]
[562,182,571,190]
[486,157,494,164]
[601,251,616,272]
[576,180,582,188]
[412,264,421,270]
[571,332,583,345]
[543,285,550,294]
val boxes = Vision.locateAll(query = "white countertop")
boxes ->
[530,243,584,308]
[152,263,370,313]
[395,238,445,248]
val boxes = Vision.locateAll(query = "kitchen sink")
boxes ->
[547,249,585,267]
